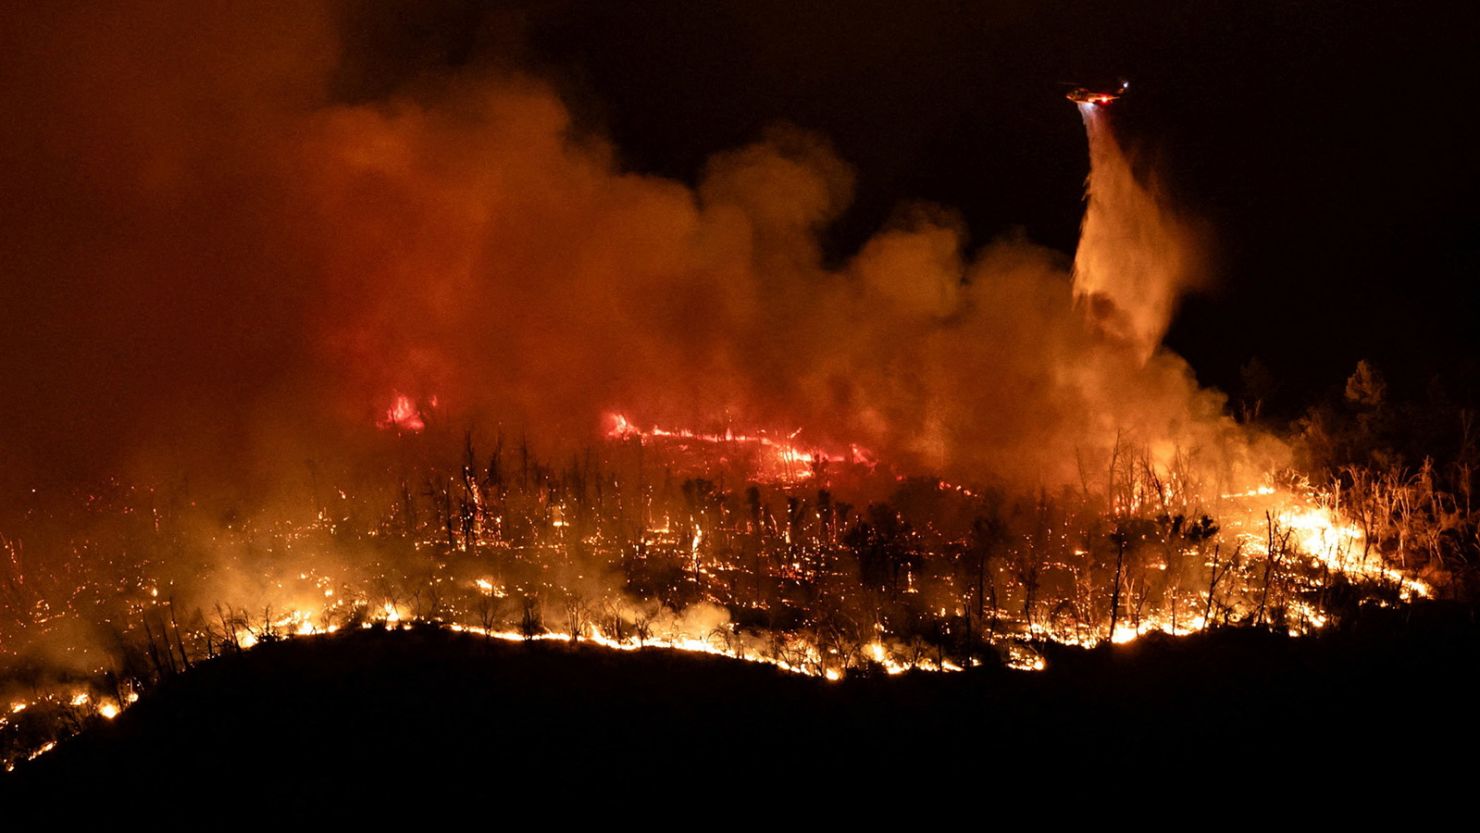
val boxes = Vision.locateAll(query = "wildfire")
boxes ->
[0,457,1439,774]
[377,393,427,433]
[605,412,875,482]
[4,7,1471,783]
[1225,486,1431,601]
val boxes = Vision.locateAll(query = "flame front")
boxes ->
[605,412,874,483]
[0,412,1441,770]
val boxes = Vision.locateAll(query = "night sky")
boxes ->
[338,0,1479,410]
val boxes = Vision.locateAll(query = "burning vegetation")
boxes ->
[2,5,1477,775]
[3,383,1471,770]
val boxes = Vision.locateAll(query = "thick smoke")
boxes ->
[0,6,1324,729]
[0,4,1276,505]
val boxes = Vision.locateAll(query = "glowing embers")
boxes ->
[377,393,430,433]
[3,687,135,770]
[605,412,875,483]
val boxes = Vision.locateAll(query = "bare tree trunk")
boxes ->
[1203,544,1222,628]
[168,602,191,672]
[1108,531,1127,643]
[1256,513,1288,628]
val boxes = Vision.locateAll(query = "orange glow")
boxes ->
[605,412,874,482]
[377,393,426,433]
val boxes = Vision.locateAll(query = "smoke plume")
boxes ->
[0,3,1273,504]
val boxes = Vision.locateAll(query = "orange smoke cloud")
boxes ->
[0,3,1276,502]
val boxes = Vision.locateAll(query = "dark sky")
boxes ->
[339,0,1480,411]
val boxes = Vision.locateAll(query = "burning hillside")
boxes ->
[2,4,1477,777]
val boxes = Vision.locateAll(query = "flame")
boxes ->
[0,430,1440,772]
[605,412,873,482]
[1224,486,1430,601]
[376,393,426,433]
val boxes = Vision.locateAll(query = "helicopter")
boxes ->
[1063,78,1129,106]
